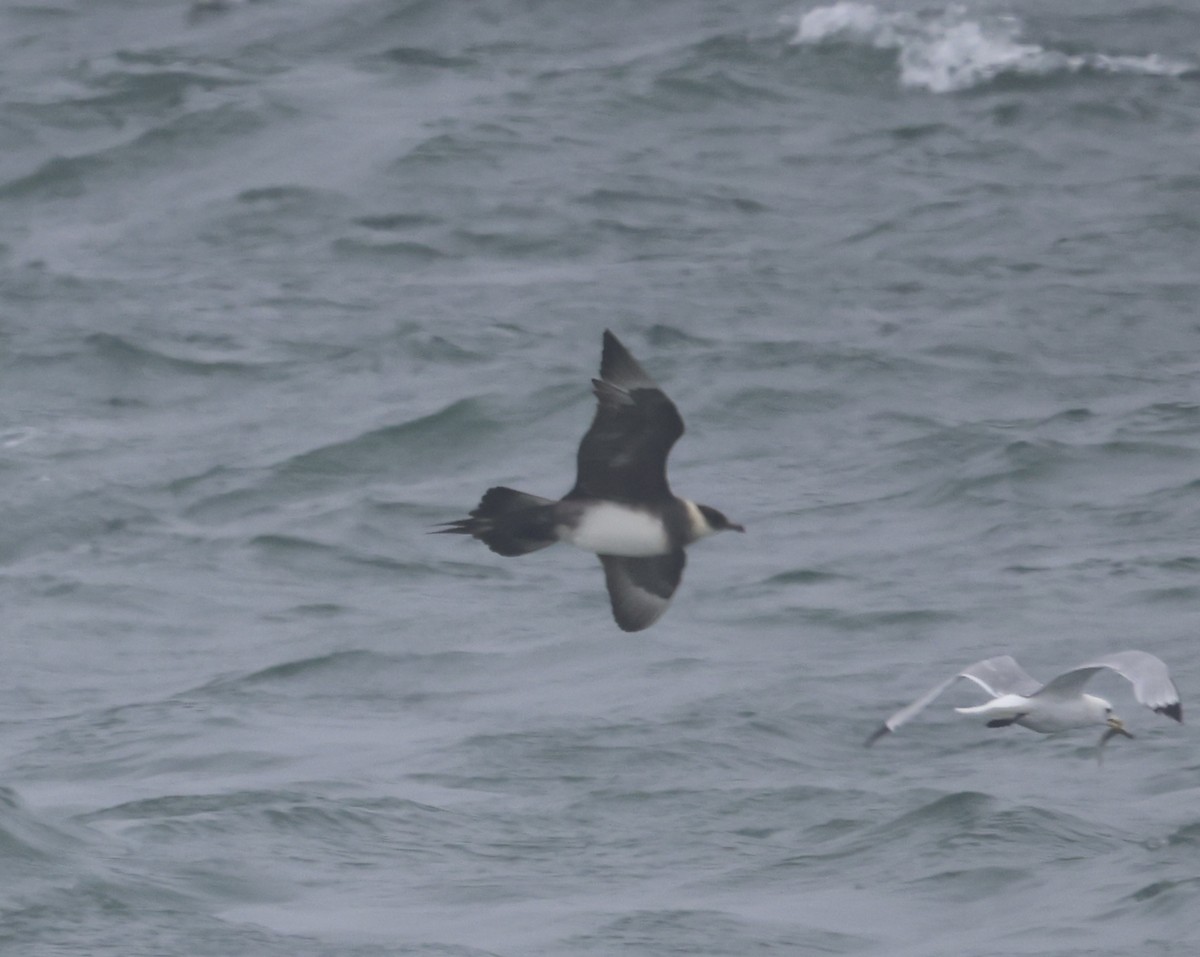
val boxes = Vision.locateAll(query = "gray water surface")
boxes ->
[2,1,1199,954]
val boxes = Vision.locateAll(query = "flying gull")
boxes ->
[437,330,743,632]
[866,650,1182,751]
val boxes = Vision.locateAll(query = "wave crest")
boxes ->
[789,2,1195,93]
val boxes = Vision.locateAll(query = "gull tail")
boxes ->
[434,486,559,557]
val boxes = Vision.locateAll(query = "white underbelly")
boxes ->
[961,694,1098,733]
[561,503,670,556]
[1017,700,1097,733]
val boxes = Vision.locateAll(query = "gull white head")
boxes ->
[1083,693,1113,722]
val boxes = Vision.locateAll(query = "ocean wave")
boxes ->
[180,396,500,524]
[774,790,1123,881]
[83,788,444,845]
[212,648,492,692]
[0,786,71,868]
[83,331,264,377]
[788,2,1196,93]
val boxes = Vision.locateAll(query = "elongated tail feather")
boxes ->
[435,486,559,556]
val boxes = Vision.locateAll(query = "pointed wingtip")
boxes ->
[599,329,657,389]
[864,725,890,748]
[601,329,623,361]
[600,328,627,361]
[1157,701,1183,723]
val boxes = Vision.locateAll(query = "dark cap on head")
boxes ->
[698,504,744,533]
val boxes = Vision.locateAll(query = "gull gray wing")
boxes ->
[1036,650,1182,722]
[865,655,1042,746]
[599,550,685,632]
[964,655,1043,698]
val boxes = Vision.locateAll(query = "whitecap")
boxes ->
[788,2,1195,93]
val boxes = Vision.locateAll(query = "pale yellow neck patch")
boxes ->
[683,500,714,540]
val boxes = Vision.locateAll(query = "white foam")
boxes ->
[789,2,1195,93]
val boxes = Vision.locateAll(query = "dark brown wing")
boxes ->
[567,330,683,503]
[599,550,686,632]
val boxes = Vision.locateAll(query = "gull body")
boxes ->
[436,330,742,632]
[954,691,1113,734]
[866,650,1182,749]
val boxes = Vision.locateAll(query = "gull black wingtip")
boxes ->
[864,724,891,748]
[1157,701,1183,723]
